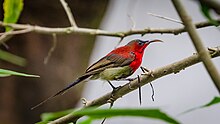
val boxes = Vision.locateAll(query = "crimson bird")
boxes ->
[32,39,162,109]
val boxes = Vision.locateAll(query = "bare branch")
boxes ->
[0,28,32,36]
[60,0,77,27]
[172,0,220,94]
[48,46,220,124]
[0,19,219,41]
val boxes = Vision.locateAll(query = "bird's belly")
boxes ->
[98,66,133,80]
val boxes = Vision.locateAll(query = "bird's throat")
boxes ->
[129,52,143,72]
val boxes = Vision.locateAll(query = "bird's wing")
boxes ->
[86,52,135,73]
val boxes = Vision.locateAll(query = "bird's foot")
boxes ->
[140,66,154,77]
[107,93,117,107]
[81,98,90,106]
[208,47,219,57]
[107,96,115,105]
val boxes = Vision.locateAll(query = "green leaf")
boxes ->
[0,49,26,66]
[0,68,39,77]
[40,109,75,121]
[180,96,220,115]
[204,96,220,107]
[35,121,49,124]
[73,108,180,124]
[78,117,93,124]
[38,108,180,124]
[3,0,24,31]
[200,3,219,26]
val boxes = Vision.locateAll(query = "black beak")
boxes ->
[148,39,163,44]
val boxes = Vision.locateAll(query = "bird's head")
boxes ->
[127,39,162,53]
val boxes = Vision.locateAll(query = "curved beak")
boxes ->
[139,39,163,52]
[148,39,163,44]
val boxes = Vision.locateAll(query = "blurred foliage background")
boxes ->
[0,0,108,123]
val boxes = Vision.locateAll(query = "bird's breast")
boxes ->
[129,52,143,72]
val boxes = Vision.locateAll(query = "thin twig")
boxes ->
[127,14,136,29]
[150,83,155,101]
[0,30,13,44]
[172,0,220,94]
[148,12,183,24]
[44,33,57,64]
[60,0,77,27]
[48,46,220,124]
[0,28,32,36]
[2,42,9,49]
[115,37,124,49]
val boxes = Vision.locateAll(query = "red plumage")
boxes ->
[32,39,161,109]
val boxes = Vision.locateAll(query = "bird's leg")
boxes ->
[107,80,118,90]
[140,66,154,77]
[107,81,121,105]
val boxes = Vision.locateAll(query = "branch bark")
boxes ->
[60,0,77,27]
[172,0,220,94]
[0,19,220,41]
[48,46,220,124]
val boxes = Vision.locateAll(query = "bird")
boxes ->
[31,39,162,109]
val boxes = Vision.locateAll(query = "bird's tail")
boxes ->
[31,74,90,110]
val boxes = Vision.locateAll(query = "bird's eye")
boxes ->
[138,41,144,46]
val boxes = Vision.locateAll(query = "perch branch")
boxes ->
[48,46,220,124]
[172,0,220,93]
